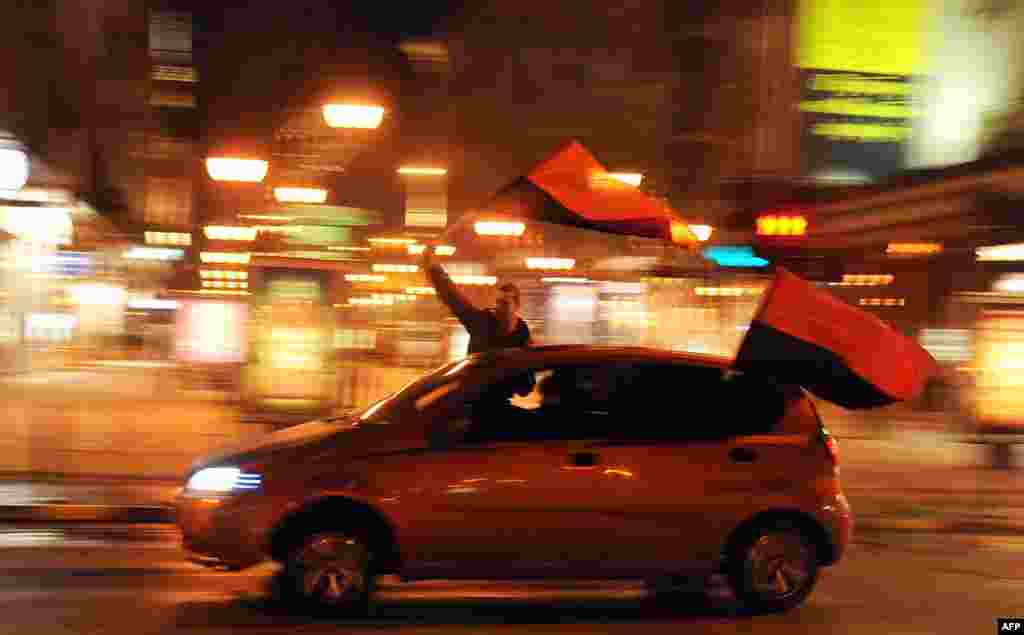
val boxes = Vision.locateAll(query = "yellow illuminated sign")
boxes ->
[797,0,927,76]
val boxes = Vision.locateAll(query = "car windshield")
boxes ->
[341,357,480,425]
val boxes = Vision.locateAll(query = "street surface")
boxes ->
[0,524,1019,635]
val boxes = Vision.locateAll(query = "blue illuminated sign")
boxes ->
[703,246,769,268]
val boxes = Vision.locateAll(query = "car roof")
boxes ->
[469,345,732,371]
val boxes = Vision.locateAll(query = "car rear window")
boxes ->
[612,364,800,441]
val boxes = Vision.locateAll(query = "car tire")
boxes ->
[281,530,376,615]
[726,519,819,614]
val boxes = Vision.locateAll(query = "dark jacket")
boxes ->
[426,264,531,355]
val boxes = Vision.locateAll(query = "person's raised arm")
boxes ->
[422,236,480,329]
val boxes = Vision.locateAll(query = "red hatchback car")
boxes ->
[178,345,853,615]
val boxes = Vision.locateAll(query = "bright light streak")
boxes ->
[239,214,294,222]
[369,237,416,245]
[474,221,525,236]
[127,298,180,310]
[204,226,257,241]
[273,187,328,204]
[688,224,714,242]
[977,243,1024,262]
[202,280,248,289]
[0,148,29,191]
[887,242,943,255]
[204,158,268,183]
[322,104,385,129]
[197,289,249,296]
[397,166,447,176]
[435,245,456,256]
[541,277,590,283]
[372,263,419,273]
[452,275,497,286]
[608,172,643,187]
[407,244,426,255]
[124,246,184,261]
[71,283,125,306]
[345,274,387,283]
[145,231,191,246]
[525,257,575,270]
[329,245,371,251]
[200,252,251,265]
[200,270,248,280]
[406,286,436,295]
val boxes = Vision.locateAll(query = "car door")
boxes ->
[380,366,617,579]
[581,363,808,576]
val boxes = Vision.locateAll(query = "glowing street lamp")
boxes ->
[205,158,268,183]
[322,104,385,129]
[273,187,328,204]
[397,166,447,176]
[688,224,714,242]
[0,131,29,192]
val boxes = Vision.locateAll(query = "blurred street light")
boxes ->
[525,257,575,270]
[205,158,269,183]
[0,131,29,192]
[204,226,257,241]
[887,241,943,256]
[756,214,808,236]
[124,246,184,261]
[273,187,328,204]
[145,231,191,246]
[976,242,1024,262]
[608,172,643,187]
[323,104,385,129]
[688,224,714,242]
[474,221,525,236]
[200,252,251,265]
[397,166,447,176]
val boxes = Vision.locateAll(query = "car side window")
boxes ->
[605,363,738,443]
[443,366,620,445]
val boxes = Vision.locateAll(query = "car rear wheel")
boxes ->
[727,520,818,614]
[282,531,375,615]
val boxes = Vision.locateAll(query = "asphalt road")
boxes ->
[0,524,1019,635]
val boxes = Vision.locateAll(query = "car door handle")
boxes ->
[729,447,758,463]
[568,451,600,468]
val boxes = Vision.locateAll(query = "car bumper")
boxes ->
[177,495,274,570]
[817,492,853,565]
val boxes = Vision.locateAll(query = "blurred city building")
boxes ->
[4,0,1024,436]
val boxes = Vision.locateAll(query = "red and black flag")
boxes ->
[467,139,697,246]
[733,267,939,409]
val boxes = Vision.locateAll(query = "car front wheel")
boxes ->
[727,520,819,614]
[282,531,375,615]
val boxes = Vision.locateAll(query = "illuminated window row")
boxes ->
[145,231,191,246]
[200,270,248,280]
[756,215,808,236]
[200,252,251,264]
[406,286,437,295]
[202,280,248,289]
[837,274,894,286]
[859,297,906,307]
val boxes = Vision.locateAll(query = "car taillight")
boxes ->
[824,434,839,464]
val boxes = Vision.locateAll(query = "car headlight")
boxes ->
[186,467,262,493]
